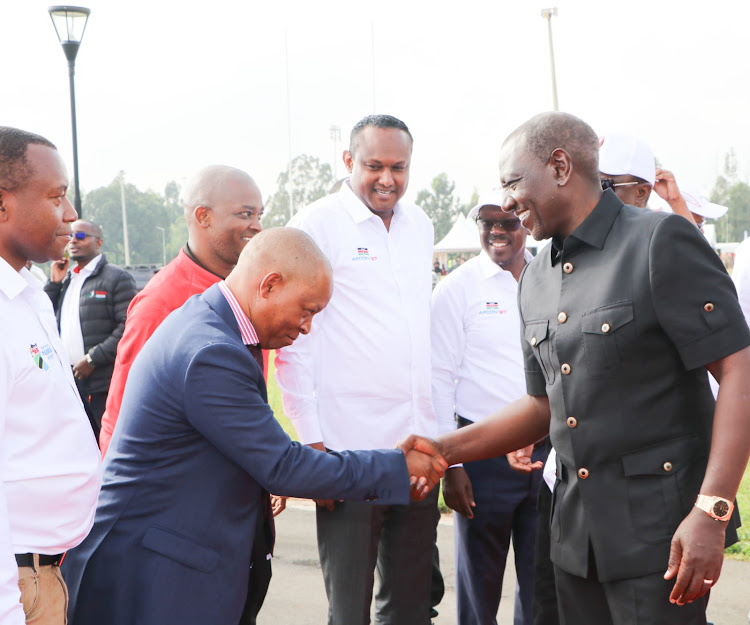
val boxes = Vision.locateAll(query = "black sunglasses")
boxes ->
[475,217,523,232]
[600,178,642,191]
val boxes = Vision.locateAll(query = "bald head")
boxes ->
[507,112,601,187]
[182,165,264,278]
[225,228,333,350]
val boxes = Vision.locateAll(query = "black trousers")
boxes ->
[238,515,273,625]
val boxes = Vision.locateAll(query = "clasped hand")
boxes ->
[398,435,448,500]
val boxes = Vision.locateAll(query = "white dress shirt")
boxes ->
[60,253,102,365]
[0,258,101,624]
[275,181,437,451]
[431,251,531,436]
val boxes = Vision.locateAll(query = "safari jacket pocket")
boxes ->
[621,435,701,544]
[525,321,555,385]
[582,302,633,377]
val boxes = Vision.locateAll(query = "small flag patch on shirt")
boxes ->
[358,248,369,256]
[87,290,107,299]
[29,343,49,371]
[486,302,499,310]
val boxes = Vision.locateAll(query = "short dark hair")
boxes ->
[507,112,600,185]
[349,114,413,155]
[0,127,56,192]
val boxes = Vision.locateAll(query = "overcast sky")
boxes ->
[3,0,749,210]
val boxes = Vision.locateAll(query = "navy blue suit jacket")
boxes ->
[63,284,409,625]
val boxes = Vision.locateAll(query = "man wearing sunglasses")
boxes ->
[432,189,547,625]
[45,220,137,438]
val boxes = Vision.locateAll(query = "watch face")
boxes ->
[713,500,730,517]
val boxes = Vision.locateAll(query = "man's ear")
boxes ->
[95,236,103,252]
[194,205,211,228]
[549,148,573,185]
[0,188,12,223]
[343,151,354,174]
[636,184,651,203]
[259,272,283,299]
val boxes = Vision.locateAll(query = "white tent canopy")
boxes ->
[433,213,481,253]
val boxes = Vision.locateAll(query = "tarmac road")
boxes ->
[259,500,750,625]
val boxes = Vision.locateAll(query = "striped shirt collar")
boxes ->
[217,281,259,346]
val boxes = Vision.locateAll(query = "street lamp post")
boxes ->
[48,5,90,217]
[118,171,131,266]
[155,227,167,267]
[540,7,559,111]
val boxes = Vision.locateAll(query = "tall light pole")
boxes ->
[155,226,167,266]
[48,5,90,216]
[540,7,559,111]
[118,171,131,266]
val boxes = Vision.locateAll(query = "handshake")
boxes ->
[398,435,449,500]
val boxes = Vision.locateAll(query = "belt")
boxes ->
[455,414,549,450]
[15,553,63,568]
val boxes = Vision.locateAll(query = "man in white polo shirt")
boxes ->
[0,126,101,624]
[275,114,437,625]
[432,189,548,625]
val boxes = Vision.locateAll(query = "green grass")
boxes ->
[725,462,750,560]
[267,352,750,534]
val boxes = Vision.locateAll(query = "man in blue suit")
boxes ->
[63,227,446,625]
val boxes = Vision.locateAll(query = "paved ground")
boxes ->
[258,500,750,625]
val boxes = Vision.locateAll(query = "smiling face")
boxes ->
[498,136,565,241]
[344,126,412,222]
[0,144,76,270]
[476,205,527,276]
[206,177,264,274]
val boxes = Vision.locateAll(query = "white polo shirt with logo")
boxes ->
[275,180,437,451]
[0,258,101,624]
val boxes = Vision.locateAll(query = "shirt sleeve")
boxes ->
[518,268,548,396]
[274,214,324,445]
[430,278,464,436]
[0,344,29,625]
[650,214,750,370]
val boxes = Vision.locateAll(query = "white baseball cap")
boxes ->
[467,187,505,220]
[599,132,656,186]
[680,185,728,219]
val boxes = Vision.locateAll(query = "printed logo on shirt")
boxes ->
[29,343,53,371]
[86,289,107,300]
[352,247,378,262]
[479,301,507,315]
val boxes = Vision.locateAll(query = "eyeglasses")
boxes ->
[600,178,643,191]
[72,232,100,240]
[475,218,523,232]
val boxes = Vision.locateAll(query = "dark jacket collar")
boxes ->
[547,189,623,265]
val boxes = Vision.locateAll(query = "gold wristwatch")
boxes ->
[694,494,734,521]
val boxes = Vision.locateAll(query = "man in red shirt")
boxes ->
[98,164,271,625]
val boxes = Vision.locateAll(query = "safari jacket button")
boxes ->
[558,312,568,323]
[704,302,714,312]
[663,462,673,472]
[561,363,571,375]
[567,416,577,428]
[531,337,537,347]
[601,323,611,333]
[563,262,574,274]
[577,467,589,479]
